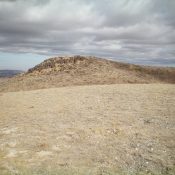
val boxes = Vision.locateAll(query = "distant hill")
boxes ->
[0,55,175,92]
[0,70,23,78]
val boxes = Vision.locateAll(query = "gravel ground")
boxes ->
[0,84,175,174]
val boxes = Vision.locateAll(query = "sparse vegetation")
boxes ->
[0,84,175,174]
[0,56,174,93]
[0,56,174,174]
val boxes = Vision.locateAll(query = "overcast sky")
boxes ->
[0,0,175,70]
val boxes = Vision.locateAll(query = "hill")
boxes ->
[0,70,23,78]
[0,55,175,92]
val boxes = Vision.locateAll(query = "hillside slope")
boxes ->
[0,55,175,92]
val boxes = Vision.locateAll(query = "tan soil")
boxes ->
[0,84,174,174]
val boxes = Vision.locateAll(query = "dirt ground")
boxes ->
[0,84,175,174]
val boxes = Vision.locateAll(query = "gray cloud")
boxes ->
[0,0,175,66]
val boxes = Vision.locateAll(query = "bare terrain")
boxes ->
[0,56,175,174]
[0,56,175,92]
[0,84,175,174]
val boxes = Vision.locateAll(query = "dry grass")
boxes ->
[0,56,174,93]
[0,84,175,174]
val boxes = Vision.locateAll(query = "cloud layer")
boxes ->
[0,0,175,66]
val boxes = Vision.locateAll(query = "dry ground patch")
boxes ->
[0,84,174,174]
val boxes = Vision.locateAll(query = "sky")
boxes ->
[0,0,175,70]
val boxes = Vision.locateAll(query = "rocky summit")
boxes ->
[0,55,175,92]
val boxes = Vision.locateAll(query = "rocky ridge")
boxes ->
[0,55,175,92]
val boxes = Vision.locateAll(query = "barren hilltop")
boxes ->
[0,56,175,174]
[0,55,175,92]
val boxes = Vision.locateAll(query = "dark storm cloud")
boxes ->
[0,0,174,66]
